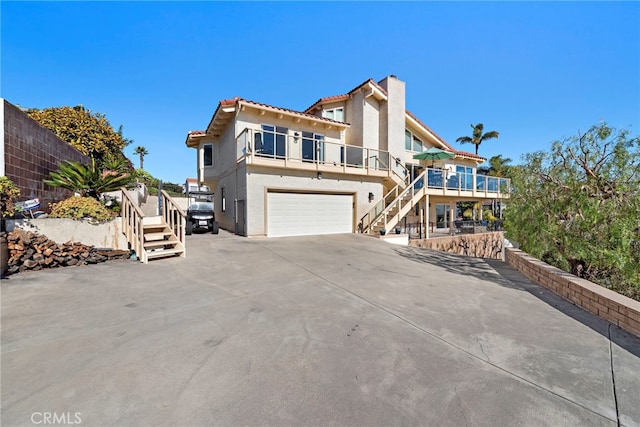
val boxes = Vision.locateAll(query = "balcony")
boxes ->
[235,127,510,198]
[236,127,407,184]
[420,168,510,198]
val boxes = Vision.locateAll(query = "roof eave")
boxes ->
[239,100,350,129]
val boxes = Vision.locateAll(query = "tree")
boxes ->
[26,105,128,164]
[477,155,513,177]
[44,160,134,200]
[456,123,500,155]
[504,123,640,300]
[134,146,149,170]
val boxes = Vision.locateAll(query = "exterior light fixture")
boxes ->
[368,192,374,202]
[317,172,323,180]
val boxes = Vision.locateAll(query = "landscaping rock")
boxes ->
[5,230,130,275]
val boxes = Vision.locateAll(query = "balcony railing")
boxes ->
[235,127,510,195]
[236,127,408,184]
[423,168,510,194]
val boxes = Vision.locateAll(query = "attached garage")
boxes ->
[267,192,354,237]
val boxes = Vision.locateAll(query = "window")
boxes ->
[203,144,213,166]
[323,107,344,122]
[456,166,474,190]
[221,187,226,212]
[405,129,424,152]
[301,131,324,163]
[259,125,287,158]
[413,135,423,152]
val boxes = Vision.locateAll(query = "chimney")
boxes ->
[377,76,406,156]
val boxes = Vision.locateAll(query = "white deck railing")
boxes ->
[359,167,511,233]
[236,127,408,184]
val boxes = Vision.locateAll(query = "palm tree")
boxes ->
[478,155,513,177]
[44,160,134,200]
[456,123,500,155]
[134,146,149,170]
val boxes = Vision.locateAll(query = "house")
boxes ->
[184,178,199,194]
[185,76,509,238]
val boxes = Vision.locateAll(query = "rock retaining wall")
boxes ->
[409,232,504,259]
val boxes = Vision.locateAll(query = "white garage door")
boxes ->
[267,192,353,237]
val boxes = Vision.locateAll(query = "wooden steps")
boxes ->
[141,221,184,261]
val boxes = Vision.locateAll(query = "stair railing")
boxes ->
[359,182,404,233]
[161,190,186,257]
[121,187,147,263]
[362,170,428,234]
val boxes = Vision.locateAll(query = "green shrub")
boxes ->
[50,196,114,222]
[0,176,20,217]
[483,209,496,221]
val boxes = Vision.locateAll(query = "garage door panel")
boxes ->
[267,192,353,237]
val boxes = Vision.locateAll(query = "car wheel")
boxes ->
[186,222,193,235]
[212,221,219,234]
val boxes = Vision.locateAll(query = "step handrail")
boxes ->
[161,190,186,257]
[361,170,428,233]
[121,187,147,263]
[359,181,405,232]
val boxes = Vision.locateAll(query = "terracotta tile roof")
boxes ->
[238,98,349,125]
[188,130,206,136]
[454,150,486,160]
[186,178,198,183]
[405,110,485,161]
[304,77,388,113]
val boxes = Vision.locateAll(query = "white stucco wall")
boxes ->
[378,76,406,162]
[245,166,385,236]
[7,218,129,250]
[345,91,364,148]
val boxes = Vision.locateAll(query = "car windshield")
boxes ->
[190,202,213,211]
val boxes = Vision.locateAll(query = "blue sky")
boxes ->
[2,1,639,184]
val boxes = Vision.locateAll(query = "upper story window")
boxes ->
[323,107,344,122]
[255,124,287,158]
[405,129,425,152]
[301,131,325,163]
[203,144,213,166]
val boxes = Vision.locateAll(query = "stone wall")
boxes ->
[2,99,89,208]
[409,232,503,259]
[506,248,640,337]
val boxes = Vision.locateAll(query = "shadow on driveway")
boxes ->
[393,245,640,358]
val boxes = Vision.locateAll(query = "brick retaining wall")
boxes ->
[3,100,89,208]
[409,232,503,260]
[505,248,640,337]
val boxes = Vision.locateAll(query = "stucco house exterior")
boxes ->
[185,76,509,238]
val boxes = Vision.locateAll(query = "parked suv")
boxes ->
[185,191,219,235]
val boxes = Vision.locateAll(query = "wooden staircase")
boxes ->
[359,170,428,235]
[121,188,186,263]
[142,221,185,261]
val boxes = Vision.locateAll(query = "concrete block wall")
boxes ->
[2,100,89,208]
[505,248,640,337]
[410,232,504,260]
[7,217,129,250]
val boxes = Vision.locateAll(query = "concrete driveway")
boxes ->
[2,231,639,427]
